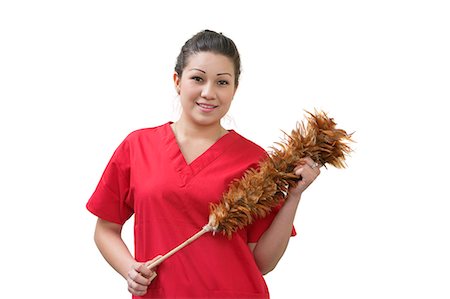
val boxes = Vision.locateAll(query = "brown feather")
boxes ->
[208,110,353,238]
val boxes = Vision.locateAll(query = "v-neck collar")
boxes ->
[162,122,237,186]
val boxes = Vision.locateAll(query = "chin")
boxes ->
[193,116,222,127]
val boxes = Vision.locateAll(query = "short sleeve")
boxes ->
[247,202,297,243]
[86,138,134,225]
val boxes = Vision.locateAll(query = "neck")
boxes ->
[172,119,227,142]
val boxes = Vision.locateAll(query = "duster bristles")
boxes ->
[208,110,353,238]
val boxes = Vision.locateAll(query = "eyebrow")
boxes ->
[217,72,232,77]
[190,68,206,73]
[189,68,232,77]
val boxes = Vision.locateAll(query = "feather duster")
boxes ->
[206,110,353,237]
[146,110,353,269]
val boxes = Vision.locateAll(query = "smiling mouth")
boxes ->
[196,103,218,110]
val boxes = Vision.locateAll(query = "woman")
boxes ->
[87,29,320,298]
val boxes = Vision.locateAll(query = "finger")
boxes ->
[295,158,317,172]
[302,157,315,165]
[300,157,320,170]
[306,162,320,174]
[127,276,149,294]
[149,271,157,283]
[137,263,155,279]
[294,167,304,176]
[307,161,320,170]
[295,165,318,176]
[145,255,163,270]
[129,269,153,286]
[130,289,147,297]
[298,165,320,182]
[128,284,148,297]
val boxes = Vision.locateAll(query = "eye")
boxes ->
[217,80,229,86]
[191,76,203,82]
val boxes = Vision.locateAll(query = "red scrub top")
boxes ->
[87,123,294,299]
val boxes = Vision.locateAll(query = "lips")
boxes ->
[196,102,218,111]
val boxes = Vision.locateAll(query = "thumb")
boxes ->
[145,255,163,269]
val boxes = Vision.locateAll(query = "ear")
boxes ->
[173,72,181,95]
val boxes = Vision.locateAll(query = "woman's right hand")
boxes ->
[126,255,162,296]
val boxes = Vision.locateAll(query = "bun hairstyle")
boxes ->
[175,30,241,87]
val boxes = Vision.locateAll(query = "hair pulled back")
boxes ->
[175,30,241,86]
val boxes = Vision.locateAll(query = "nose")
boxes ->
[200,82,216,100]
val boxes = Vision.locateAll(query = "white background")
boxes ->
[1,1,449,298]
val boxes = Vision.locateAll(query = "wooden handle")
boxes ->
[145,227,210,269]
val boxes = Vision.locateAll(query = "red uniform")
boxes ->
[87,122,294,299]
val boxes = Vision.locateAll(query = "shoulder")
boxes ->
[231,131,265,152]
[123,122,171,143]
[112,123,171,156]
[229,131,268,160]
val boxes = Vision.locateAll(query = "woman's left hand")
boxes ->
[289,157,321,197]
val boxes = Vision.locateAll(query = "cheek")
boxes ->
[219,95,234,115]
[180,85,199,100]
[223,95,233,107]
[220,88,235,101]
[180,95,195,110]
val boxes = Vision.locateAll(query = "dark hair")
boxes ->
[175,30,241,86]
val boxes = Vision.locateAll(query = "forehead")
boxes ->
[185,52,234,74]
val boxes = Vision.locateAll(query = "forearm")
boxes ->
[94,219,135,279]
[252,192,302,274]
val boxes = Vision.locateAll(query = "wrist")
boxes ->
[120,259,138,279]
[287,190,302,202]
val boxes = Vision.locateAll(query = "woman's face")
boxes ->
[174,52,237,127]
